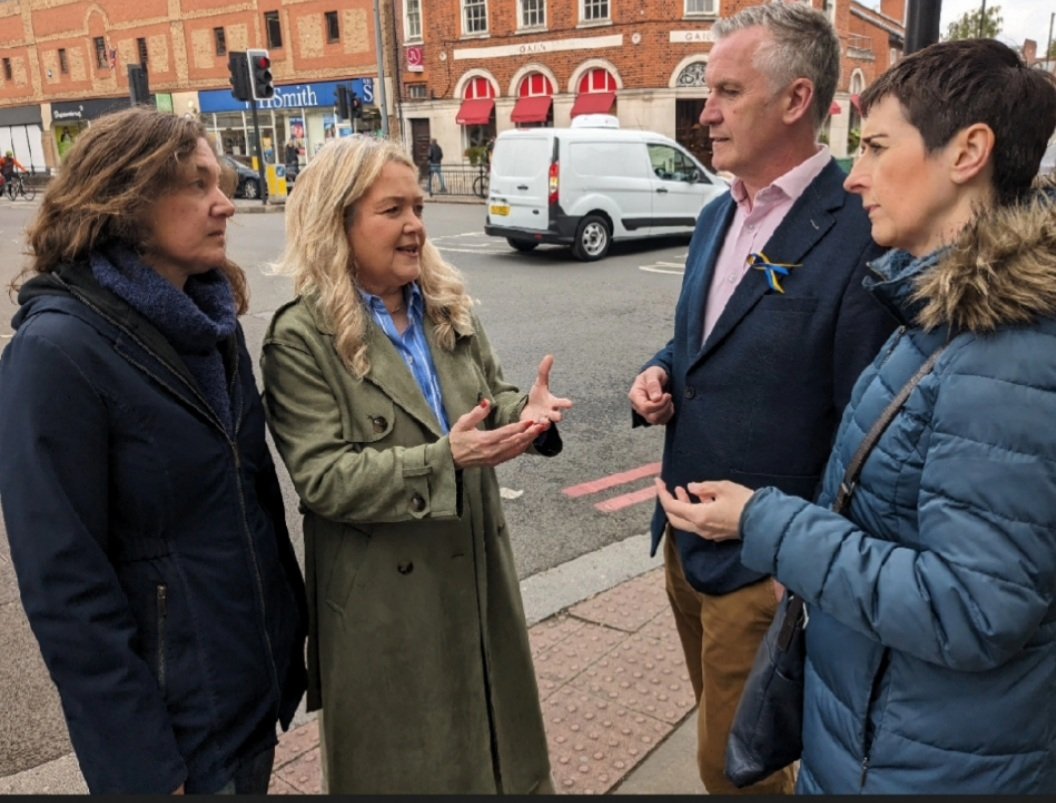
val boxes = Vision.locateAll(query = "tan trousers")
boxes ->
[664,533,796,796]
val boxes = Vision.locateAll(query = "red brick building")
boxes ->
[0,1,903,175]
[0,0,387,172]
[393,0,904,172]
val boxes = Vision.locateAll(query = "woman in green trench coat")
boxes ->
[261,136,572,794]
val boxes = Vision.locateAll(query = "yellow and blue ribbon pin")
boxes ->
[746,251,802,294]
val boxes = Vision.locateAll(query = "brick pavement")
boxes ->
[266,567,697,795]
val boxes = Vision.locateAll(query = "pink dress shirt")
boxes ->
[701,146,833,344]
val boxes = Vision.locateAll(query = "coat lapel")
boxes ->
[694,159,846,365]
[361,322,447,438]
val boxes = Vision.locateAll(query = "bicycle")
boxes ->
[5,172,36,202]
[472,163,490,199]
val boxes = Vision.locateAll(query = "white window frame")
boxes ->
[519,0,547,30]
[404,0,422,43]
[580,0,610,24]
[463,0,489,36]
[684,0,718,17]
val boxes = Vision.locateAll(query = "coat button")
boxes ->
[371,416,387,433]
[397,561,414,575]
[410,493,426,512]
[684,386,696,399]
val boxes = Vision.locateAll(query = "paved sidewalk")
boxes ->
[265,567,704,795]
[0,535,706,795]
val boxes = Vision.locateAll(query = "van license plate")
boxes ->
[489,204,510,217]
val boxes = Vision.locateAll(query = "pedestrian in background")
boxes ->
[628,2,895,794]
[260,136,570,794]
[427,137,446,195]
[657,37,1056,794]
[0,107,308,793]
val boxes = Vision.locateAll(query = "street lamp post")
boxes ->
[373,0,390,138]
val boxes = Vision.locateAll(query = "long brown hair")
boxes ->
[15,107,248,311]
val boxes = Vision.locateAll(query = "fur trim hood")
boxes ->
[915,182,1056,333]
[868,180,1056,334]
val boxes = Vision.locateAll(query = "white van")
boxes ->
[483,120,728,261]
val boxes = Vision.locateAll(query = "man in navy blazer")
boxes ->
[629,3,895,795]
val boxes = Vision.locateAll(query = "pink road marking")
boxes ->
[562,462,662,498]
[594,485,659,513]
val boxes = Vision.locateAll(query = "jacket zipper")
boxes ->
[62,278,284,718]
[156,584,168,693]
[860,648,891,790]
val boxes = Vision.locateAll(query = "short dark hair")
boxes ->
[859,38,1056,206]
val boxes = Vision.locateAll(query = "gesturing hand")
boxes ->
[520,355,574,427]
[629,365,674,425]
[450,399,549,469]
[653,478,754,541]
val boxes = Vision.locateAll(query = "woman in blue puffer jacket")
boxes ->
[0,108,307,794]
[656,39,1056,793]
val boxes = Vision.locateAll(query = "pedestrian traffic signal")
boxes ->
[228,51,252,102]
[247,48,274,101]
[336,85,351,120]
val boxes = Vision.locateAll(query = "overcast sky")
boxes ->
[864,1,1053,49]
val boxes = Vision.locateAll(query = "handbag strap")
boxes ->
[833,341,951,514]
[777,340,951,649]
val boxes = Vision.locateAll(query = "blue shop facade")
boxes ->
[198,77,376,167]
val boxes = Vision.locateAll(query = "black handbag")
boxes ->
[724,342,950,788]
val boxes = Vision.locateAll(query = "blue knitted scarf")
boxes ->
[89,245,238,433]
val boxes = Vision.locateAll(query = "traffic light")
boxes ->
[351,93,362,118]
[228,51,251,101]
[336,85,351,120]
[128,64,150,106]
[247,49,274,101]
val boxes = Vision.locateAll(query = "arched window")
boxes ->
[676,62,708,88]
[456,76,496,149]
[571,68,617,117]
[512,72,553,127]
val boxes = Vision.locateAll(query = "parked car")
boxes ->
[484,117,728,261]
[221,154,261,200]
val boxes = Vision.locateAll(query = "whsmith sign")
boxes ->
[199,78,375,114]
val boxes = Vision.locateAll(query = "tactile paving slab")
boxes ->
[569,568,669,632]
[273,719,318,771]
[569,629,696,725]
[532,618,626,688]
[274,746,323,794]
[266,776,300,795]
[543,685,673,795]
[528,612,591,658]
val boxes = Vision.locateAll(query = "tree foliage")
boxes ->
[944,5,1003,41]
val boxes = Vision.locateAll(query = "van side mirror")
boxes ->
[686,168,700,184]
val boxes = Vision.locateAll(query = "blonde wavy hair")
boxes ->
[273,136,474,377]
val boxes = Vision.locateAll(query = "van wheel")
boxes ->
[572,215,611,261]
[507,238,538,252]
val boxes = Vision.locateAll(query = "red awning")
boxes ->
[570,91,616,117]
[456,98,495,125]
[511,95,553,124]
[829,101,841,115]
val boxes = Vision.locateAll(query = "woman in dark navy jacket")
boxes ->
[0,108,307,794]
